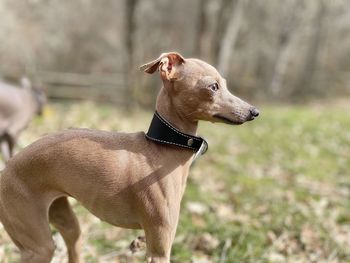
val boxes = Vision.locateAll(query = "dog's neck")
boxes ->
[156,87,198,136]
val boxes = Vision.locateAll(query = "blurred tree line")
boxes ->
[0,0,349,106]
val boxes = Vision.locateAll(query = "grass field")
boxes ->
[0,101,349,263]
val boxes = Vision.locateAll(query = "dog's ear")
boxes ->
[21,77,32,90]
[140,52,185,81]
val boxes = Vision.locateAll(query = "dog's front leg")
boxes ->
[142,201,180,263]
[144,222,175,263]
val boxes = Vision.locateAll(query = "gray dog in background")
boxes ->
[0,78,45,161]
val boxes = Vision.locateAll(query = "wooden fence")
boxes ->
[37,71,127,104]
[1,69,128,105]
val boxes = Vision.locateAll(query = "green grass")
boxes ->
[1,101,350,262]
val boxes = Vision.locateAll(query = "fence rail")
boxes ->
[37,71,127,104]
[1,70,128,104]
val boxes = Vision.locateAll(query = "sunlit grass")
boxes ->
[1,100,349,262]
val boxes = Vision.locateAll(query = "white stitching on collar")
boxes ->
[155,112,201,142]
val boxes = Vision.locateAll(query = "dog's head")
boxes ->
[141,52,259,125]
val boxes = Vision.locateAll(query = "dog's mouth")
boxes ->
[213,114,244,125]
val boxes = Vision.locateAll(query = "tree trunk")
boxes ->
[124,0,139,108]
[211,0,233,64]
[268,38,296,97]
[194,0,208,57]
[268,0,299,97]
[217,0,245,76]
[292,0,326,99]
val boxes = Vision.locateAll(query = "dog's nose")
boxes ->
[250,107,259,118]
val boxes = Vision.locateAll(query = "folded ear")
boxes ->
[140,52,185,81]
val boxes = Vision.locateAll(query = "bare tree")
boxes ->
[217,0,245,76]
[268,0,300,97]
[194,0,209,57]
[293,0,327,98]
[124,0,139,107]
[211,0,233,64]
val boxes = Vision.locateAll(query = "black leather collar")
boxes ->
[146,111,208,156]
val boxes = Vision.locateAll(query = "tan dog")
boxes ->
[0,52,259,263]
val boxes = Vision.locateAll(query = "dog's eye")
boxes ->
[209,83,219,92]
